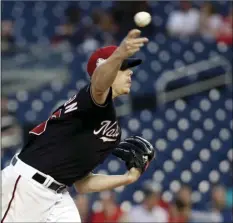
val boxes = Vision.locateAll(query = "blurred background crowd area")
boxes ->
[1,1,233,223]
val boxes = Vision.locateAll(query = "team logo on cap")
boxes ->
[96,58,106,67]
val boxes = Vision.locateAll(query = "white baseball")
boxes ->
[134,11,152,27]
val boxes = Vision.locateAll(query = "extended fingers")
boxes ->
[126,29,148,43]
[120,29,149,58]
[131,38,149,48]
[127,29,141,39]
[131,38,149,44]
[125,38,148,49]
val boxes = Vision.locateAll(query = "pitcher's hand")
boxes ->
[126,167,141,184]
[115,29,149,60]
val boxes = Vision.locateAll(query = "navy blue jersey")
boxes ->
[19,84,121,186]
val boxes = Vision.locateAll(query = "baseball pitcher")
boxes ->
[1,29,155,222]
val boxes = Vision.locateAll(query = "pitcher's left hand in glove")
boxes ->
[112,136,155,173]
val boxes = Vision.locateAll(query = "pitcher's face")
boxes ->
[112,69,133,95]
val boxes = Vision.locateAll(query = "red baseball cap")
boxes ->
[87,45,142,76]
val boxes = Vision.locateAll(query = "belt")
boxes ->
[12,156,67,194]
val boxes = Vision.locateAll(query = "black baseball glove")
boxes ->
[112,136,155,173]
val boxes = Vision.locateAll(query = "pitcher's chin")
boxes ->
[123,87,131,95]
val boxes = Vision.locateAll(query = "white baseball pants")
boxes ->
[1,156,81,222]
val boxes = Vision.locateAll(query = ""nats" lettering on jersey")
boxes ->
[93,120,120,142]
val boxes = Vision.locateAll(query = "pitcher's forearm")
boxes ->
[91,51,124,93]
[74,172,132,193]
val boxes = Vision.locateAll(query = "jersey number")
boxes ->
[29,110,61,135]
